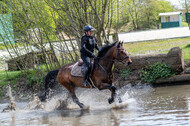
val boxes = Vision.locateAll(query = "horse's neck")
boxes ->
[99,59,113,73]
[98,48,115,73]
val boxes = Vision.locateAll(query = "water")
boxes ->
[1,84,190,126]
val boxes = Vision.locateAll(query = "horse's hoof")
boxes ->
[108,98,114,104]
[79,103,89,110]
[81,105,90,110]
[79,103,87,109]
[40,98,47,102]
[37,94,47,102]
[118,98,122,103]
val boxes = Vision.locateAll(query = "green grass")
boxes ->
[124,37,190,61]
[0,69,46,97]
[0,70,22,86]
[0,71,22,97]
[182,22,188,27]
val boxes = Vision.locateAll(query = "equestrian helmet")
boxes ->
[83,25,96,32]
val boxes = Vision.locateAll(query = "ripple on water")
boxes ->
[1,84,190,126]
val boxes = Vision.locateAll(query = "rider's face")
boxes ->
[87,31,93,36]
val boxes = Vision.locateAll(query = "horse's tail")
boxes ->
[44,69,59,90]
[38,69,59,102]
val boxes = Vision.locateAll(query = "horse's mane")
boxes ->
[97,42,117,57]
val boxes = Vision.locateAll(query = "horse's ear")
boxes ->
[121,41,124,46]
[117,41,123,48]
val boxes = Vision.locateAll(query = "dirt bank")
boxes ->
[114,61,190,88]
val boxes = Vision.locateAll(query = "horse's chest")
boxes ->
[102,73,113,83]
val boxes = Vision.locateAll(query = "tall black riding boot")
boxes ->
[83,68,88,86]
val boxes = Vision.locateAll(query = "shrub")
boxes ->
[120,69,131,79]
[25,71,44,87]
[140,62,175,83]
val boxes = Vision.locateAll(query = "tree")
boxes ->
[0,0,175,74]
[119,0,174,31]
[46,0,115,46]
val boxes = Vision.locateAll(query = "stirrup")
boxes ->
[83,81,88,86]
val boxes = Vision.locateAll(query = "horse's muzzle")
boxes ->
[128,62,132,65]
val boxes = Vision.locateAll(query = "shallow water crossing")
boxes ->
[1,84,190,126]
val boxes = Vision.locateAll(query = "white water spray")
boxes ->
[2,84,17,112]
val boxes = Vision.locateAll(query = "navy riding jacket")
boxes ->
[80,34,99,57]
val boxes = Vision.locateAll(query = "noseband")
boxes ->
[116,55,130,64]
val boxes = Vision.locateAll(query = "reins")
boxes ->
[95,55,130,73]
[96,55,129,63]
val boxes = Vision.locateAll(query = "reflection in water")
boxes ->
[1,84,190,126]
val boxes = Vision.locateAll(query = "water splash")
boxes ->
[17,83,152,111]
[40,87,137,111]
[26,94,45,110]
[2,84,17,112]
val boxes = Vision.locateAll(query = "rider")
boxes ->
[80,25,101,86]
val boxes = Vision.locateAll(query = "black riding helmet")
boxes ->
[83,25,96,32]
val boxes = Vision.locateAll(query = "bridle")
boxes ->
[115,48,130,64]
[96,48,130,73]
[96,54,130,63]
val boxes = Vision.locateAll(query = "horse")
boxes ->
[57,41,132,109]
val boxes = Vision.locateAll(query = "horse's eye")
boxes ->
[121,51,124,53]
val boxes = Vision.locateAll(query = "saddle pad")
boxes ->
[71,62,83,77]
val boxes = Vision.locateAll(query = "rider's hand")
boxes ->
[92,53,96,58]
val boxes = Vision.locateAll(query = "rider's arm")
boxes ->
[95,43,100,51]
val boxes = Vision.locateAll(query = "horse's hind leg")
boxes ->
[71,94,85,109]
[64,84,85,109]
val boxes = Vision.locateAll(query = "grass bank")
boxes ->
[0,70,22,97]
[124,37,190,61]
[0,70,45,98]
[0,71,21,86]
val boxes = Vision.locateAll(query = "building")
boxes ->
[6,50,57,71]
[159,12,182,28]
[185,12,190,23]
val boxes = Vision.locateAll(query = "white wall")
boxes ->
[118,27,190,43]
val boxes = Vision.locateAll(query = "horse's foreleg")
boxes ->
[108,86,123,104]
[108,85,116,104]
[99,83,118,104]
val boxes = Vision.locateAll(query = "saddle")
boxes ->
[71,58,94,77]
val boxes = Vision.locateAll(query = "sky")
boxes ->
[166,0,183,9]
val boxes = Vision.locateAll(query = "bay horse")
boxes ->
[57,41,132,109]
